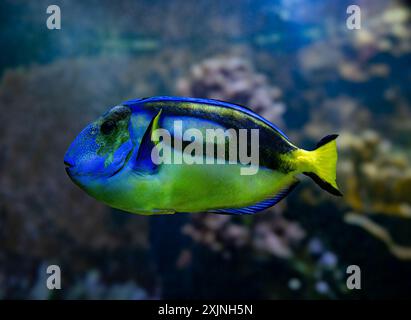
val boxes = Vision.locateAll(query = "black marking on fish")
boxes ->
[303,172,342,196]
[316,134,339,148]
[125,97,296,172]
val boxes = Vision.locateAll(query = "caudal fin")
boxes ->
[303,134,342,196]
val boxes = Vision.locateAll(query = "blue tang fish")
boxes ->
[64,96,341,215]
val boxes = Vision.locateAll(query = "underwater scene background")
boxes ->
[0,0,410,299]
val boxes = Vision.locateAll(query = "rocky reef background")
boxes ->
[0,0,410,299]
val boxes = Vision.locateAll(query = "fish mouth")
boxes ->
[64,165,74,179]
[64,154,75,168]
[64,156,76,177]
[65,166,72,177]
[64,160,75,177]
[64,160,74,168]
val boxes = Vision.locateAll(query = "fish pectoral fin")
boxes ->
[209,180,300,215]
[131,109,163,174]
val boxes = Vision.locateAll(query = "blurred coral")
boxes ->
[338,130,411,218]
[0,53,190,298]
[0,0,410,299]
[178,56,286,127]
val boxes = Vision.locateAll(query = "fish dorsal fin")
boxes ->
[131,109,162,174]
[209,180,299,215]
[125,96,289,140]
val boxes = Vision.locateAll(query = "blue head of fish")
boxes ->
[64,105,134,192]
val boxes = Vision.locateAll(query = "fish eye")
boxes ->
[100,120,116,135]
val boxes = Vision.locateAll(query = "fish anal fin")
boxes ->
[209,180,299,215]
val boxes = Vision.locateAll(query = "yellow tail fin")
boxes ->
[302,134,342,196]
